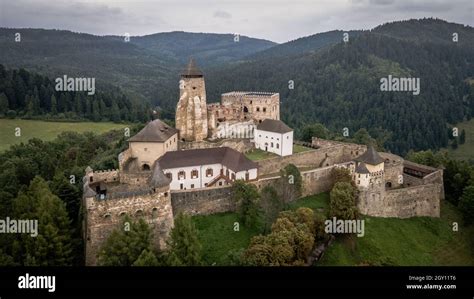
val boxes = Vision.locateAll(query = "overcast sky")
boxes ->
[0,0,472,43]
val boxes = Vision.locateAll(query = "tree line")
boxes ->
[0,65,152,122]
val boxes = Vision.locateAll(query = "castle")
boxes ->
[82,59,444,265]
[176,58,280,141]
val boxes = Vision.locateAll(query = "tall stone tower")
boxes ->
[175,58,208,142]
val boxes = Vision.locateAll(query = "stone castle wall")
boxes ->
[176,76,208,142]
[91,169,119,183]
[357,183,441,218]
[171,186,235,216]
[179,138,254,153]
[257,142,364,176]
[84,186,173,266]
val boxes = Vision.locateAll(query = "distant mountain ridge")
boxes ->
[126,31,276,66]
[0,18,472,155]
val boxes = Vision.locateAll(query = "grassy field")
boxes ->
[192,212,261,265]
[318,199,474,266]
[191,193,330,265]
[245,144,313,161]
[192,190,473,266]
[444,118,474,161]
[0,119,128,152]
[245,148,277,161]
[293,144,313,153]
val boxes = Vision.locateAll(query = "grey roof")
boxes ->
[85,166,93,174]
[129,119,178,142]
[181,58,203,77]
[149,162,171,188]
[355,162,370,174]
[354,146,384,165]
[256,119,292,134]
[158,147,257,172]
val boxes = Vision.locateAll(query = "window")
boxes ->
[144,148,148,151]
[142,164,151,171]
[119,212,126,218]
[191,184,194,189]
[135,210,143,217]
[103,213,111,220]
[164,192,168,197]
[90,176,93,182]
[271,142,274,148]
[226,169,229,177]
[180,183,184,190]
[178,171,186,180]
[219,182,223,186]
[245,172,250,181]
[152,207,159,216]
[263,108,266,112]
[256,107,260,112]
[191,169,198,179]
[276,143,279,149]
[165,173,172,180]
[206,168,213,177]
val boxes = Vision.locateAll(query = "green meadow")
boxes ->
[0,119,128,152]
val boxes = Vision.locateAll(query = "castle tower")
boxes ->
[175,58,208,142]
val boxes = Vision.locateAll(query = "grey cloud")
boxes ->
[213,10,232,19]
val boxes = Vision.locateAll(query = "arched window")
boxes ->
[152,207,159,217]
[142,164,151,171]
[243,106,249,113]
[103,213,111,220]
[206,168,213,177]
[119,212,127,218]
[191,169,198,179]
[135,210,144,217]
[178,171,186,180]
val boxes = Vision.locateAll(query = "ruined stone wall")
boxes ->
[171,186,235,216]
[119,171,151,186]
[84,186,173,266]
[253,165,339,198]
[176,76,208,142]
[91,169,119,183]
[220,92,280,122]
[179,138,254,153]
[358,184,441,218]
[257,146,346,175]
[423,169,445,200]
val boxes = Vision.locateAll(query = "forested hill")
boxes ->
[244,30,363,61]
[127,31,276,66]
[0,28,275,107]
[204,19,474,155]
[0,65,151,122]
